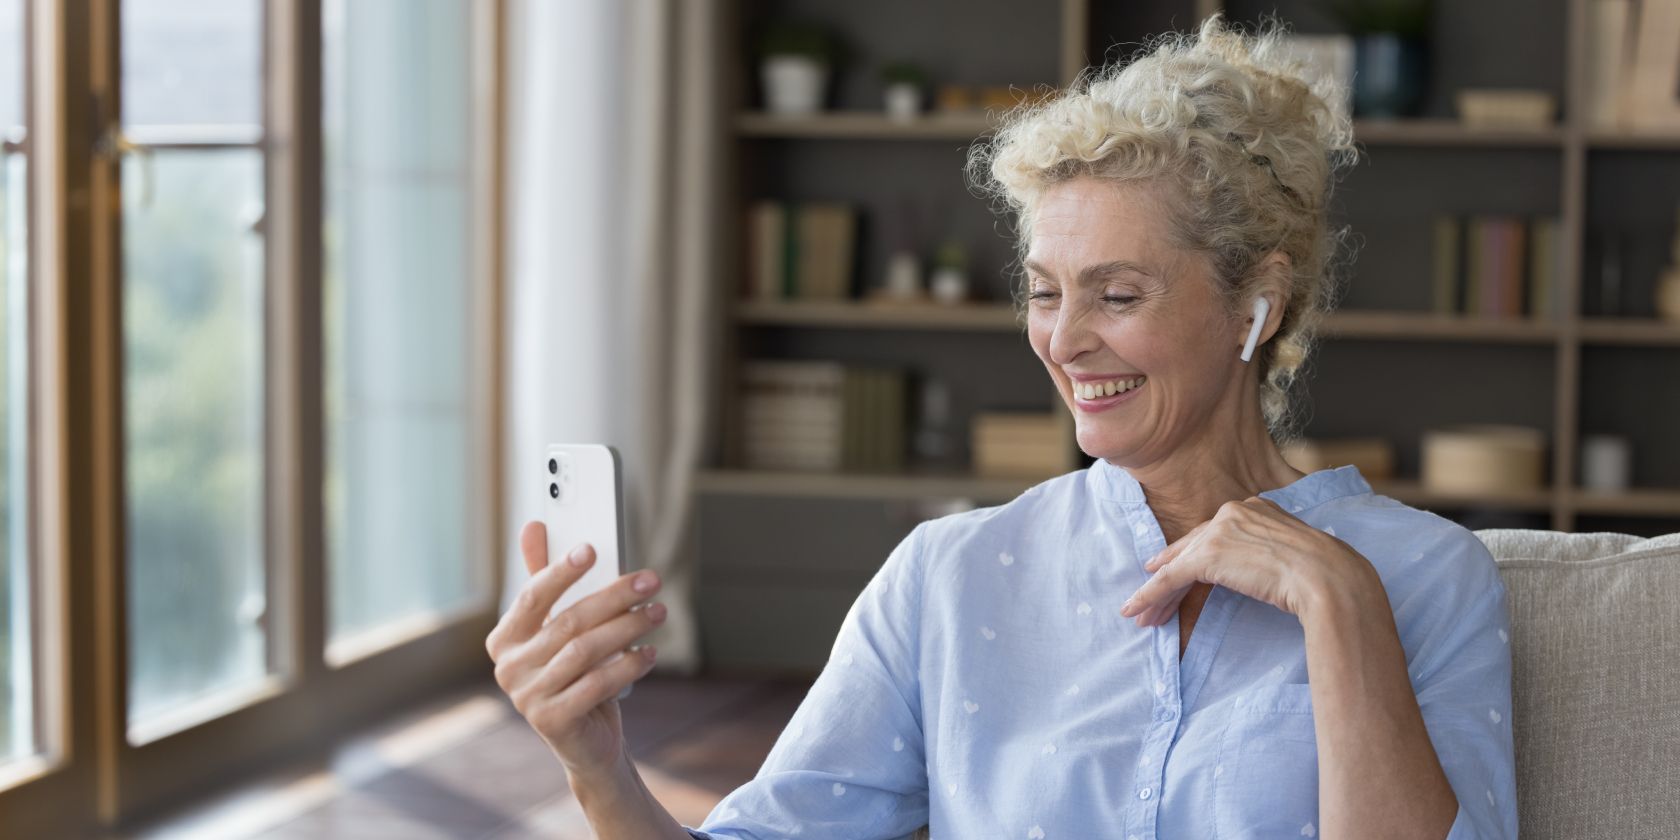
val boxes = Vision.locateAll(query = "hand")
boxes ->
[485,521,665,778]
[1117,497,1372,628]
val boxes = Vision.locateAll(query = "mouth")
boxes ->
[1071,375,1146,411]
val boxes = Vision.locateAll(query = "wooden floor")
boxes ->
[114,673,816,840]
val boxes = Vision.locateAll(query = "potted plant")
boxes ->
[880,61,928,122]
[1322,0,1431,118]
[757,21,838,117]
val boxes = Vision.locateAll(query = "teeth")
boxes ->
[1075,377,1144,399]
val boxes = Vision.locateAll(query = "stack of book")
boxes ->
[1431,215,1564,318]
[740,360,905,472]
[746,200,858,301]
[970,411,1076,478]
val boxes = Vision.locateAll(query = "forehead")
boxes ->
[1025,177,1174,277]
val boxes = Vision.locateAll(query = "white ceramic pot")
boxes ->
[885,251,923,298]
[885,82,921,122]
[762,55,826,116]
[930,266,967,303]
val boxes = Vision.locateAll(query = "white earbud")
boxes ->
[1240,297,1270,362]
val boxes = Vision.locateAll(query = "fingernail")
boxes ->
[647,602,667,623]
[633,571,657,593]
[1121,597,1136,616]
[569,546,591,567]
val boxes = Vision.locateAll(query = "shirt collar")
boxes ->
[1088,457,1372,513]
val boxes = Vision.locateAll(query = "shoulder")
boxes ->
[1317,491,1504,604]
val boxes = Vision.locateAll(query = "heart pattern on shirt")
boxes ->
[1301,821,1316,837]
[1489,708,1502,724]
[1498,628,1509,643]
[1066,684,1080,696]
[981,626,997,640]
[1486,788,1495,806]
[1028,826,1045,839]
[832,782,846,797]
[964,699,980,714]
[1077,602,1092,615]
[999,551,1015,566]
[1042,743,1057,755]
[1321,526,1337,537]
[947,783,958,797]
[892,737,904,752]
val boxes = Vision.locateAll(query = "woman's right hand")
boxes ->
[486,521,665,779]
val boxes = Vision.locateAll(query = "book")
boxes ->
[740,360,905,472]
[1431,215,1462,315]
[1586,0,1635,129]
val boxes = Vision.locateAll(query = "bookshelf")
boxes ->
[700,0,1680,671]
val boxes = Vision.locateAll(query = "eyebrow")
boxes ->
[1023,258,1157,283]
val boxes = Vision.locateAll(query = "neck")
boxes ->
[1111,386,1305,543]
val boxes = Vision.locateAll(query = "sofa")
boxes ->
[906,528,1680,839]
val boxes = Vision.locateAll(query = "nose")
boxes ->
[1047,298,1100,366]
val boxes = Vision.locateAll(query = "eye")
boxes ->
[1103,295,1138,305]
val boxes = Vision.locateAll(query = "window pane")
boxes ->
[323,0,481,650]
[1,0,31,766]
[123,150,267,728]
[121,0,261,128]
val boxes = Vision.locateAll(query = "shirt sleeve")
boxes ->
[1406,530,1519,840]
[680,523,931,840]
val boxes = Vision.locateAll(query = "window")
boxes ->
[119,0,270,736]
[322,0,487,658]
[0,0,30,769]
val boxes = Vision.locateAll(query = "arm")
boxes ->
[569,742,698,840]
[682,523,932,839]
[1300,560,1459,839]
[1301,533,1516,840]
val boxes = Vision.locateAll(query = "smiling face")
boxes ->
[1024,176,1252,467]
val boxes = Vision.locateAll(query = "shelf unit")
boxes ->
[701,0,1680,670]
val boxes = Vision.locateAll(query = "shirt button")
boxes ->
[1138,787,1152,800]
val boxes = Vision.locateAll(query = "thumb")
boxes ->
[519,520,548,576]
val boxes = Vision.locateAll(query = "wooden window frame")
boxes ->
[0,0,506,834]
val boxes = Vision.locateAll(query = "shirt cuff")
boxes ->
[1443,802,1476,840]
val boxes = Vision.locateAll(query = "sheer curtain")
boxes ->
[504,0,721,673]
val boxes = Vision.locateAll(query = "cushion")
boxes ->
[1475,528,1680,840]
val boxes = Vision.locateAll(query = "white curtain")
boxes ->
[504,0,721,673]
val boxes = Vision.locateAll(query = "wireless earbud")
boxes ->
[1240,297,1270,362]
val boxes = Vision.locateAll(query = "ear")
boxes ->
[1240,250,1291,353]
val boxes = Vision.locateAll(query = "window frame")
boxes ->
[0,0,506,832]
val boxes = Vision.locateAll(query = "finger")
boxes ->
[502,541,598,643]
[522,599,667,702]
[537,641,658,727]
[527,568,662,664]
[520,520,548,576]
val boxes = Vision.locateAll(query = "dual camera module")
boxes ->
[547,457,560,499]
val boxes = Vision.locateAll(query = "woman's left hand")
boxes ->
[1118,496,1377,628]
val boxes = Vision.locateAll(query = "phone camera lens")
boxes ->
[549,482,560,499]
[547,458,558,475]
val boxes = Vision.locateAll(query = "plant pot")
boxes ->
[884,82,921,122]
[1352,34,1427,118]
[761,55,827,116]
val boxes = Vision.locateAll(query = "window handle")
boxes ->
[93,124,155,209]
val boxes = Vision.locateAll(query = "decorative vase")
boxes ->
[885,251,922,299]
[930,265,968,303]
[884,82,921,122]
[762,55,826,116]
[1352,34,1427,118]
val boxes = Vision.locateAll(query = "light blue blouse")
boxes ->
[683,460,1518,839]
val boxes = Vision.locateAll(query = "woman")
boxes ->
[485,15,1517,840]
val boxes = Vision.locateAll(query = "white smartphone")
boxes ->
[542,443,634,700]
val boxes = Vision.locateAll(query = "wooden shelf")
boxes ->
[1585,131,1680,151]
[1350,118,1564,148]
[736,111,998,140]
[696,467,1037,503]
[1578,318,1680,347]
[1372,480,1554,512]
[735,300,1565,343]
[737,112,1567,148]
[1571,487,1680,517]
[696,468,1569,513]
[735,299,1019,330]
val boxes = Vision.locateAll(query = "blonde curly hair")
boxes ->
[965,13,1361,444]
